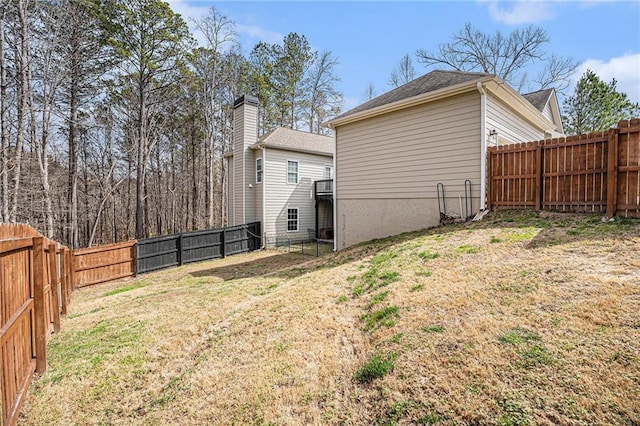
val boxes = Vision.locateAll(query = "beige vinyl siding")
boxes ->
[264,148,331,239]
[226,157,234,225]
[541,101,553,123]
[337,92,481,199]
[244,149,257,222]
[335,91,482,249]
[232,100,258,225]
[486,93,546,144]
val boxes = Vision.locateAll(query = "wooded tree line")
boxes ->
[0,0,343,248]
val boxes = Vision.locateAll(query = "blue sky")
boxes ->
[168,0,640,109]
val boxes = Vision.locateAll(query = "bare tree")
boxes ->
[362,82,376,102]
[9,0,30,223]
[388,53,416,88]
[416,23,576,93]
[192,6,237,228]
[0,3,9,221]
[306,50,342,134]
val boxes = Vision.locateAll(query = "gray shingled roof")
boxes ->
[522,88,554,112]
[252,127,333,155]
[333,70,491,121]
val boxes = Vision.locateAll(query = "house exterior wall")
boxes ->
[231,97,258,225]
[541,101,553,123]
[264,147,332,241]
[226,157,234,224]
[335,91,482,249]
[486,93,547,144]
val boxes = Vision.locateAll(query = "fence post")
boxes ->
[48,243,61,333]
[535,145,543,210]
[221,229,226,258]
[177,234,183,266]
[60,248,69,315]
[486,149,493,211]
[606,128,619,218]
[33,237,47,374]
[70,250,78,291]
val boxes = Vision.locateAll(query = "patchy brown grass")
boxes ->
[20,211,640,425]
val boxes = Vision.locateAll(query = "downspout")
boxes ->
[261,145,266,249]
[332,130,337,252]
[477,82,487,212]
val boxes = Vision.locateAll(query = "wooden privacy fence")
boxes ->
[73,240,136,288]
[488,119,640,218]
[136,222,261,274]
[0,224,72,426]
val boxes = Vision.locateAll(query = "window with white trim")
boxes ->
[287,160,298,184]
[287,208,298,231]
[256,158,263,183]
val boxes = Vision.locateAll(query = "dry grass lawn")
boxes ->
[19,211,640,425]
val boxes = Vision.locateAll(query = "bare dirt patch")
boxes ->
[19,211,640,425]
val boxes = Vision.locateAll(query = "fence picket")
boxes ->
[488,121,640,218]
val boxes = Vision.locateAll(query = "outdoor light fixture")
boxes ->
[489,129,498,146]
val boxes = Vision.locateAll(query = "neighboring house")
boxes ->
[225,95,334,245]
[327,70,563,250]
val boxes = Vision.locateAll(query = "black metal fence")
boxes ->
[266,236,334,257]
[136,222,261,274]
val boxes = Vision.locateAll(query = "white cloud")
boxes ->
[236,24,284,45]
[571,53,640,103]
[485,1,555,25]
[167,0,211,46]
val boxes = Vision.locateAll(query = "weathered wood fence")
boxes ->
[488,119,640,218]
[0,220,262,424]
[136,222,261,274]
[0,224,72,426]
[73,240,136,288]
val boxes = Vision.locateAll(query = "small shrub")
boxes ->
[336,295,348,304]
[354,352,397,383]
[490,236,502,243]
[423,324,445,333]
[410,284,425,292]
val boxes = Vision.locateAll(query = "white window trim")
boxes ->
[287,160,299,185]
[324,164,333,179]
[256,157,263,184]
[286,207,299,232]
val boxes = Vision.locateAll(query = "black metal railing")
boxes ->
[314,179,333,197]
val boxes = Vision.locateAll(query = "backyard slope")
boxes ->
[20,211,640,425]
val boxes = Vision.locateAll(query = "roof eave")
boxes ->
[484,80,558,134]
[251,142,333,157]
[327,75,495,128]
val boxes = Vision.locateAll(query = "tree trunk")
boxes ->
[10,0,29,223]
[67,20,79,248]
[0,12,8,221]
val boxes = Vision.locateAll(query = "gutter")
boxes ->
[477,82,487,212]
[261,145,266,249]
[332,130,337,252]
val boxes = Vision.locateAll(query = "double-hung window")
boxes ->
[287,208,298,231]
[287,160,298,184]
[256,158,263,183]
